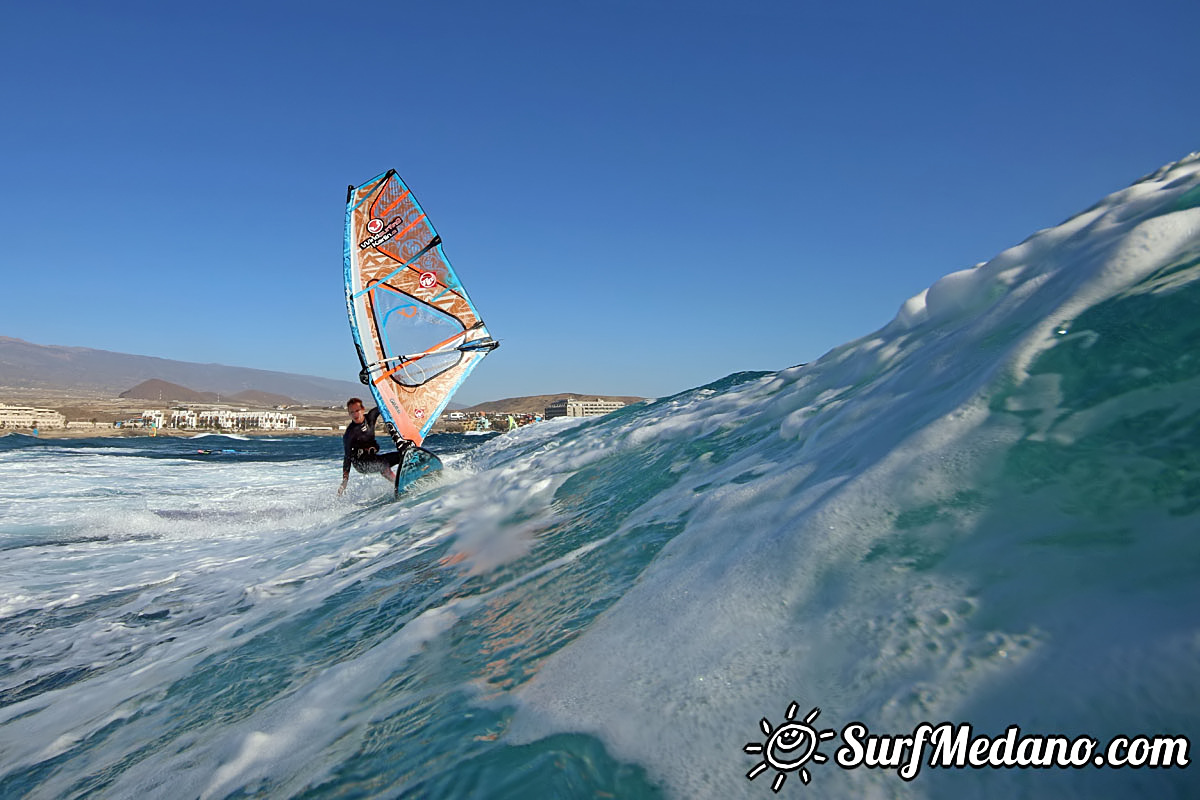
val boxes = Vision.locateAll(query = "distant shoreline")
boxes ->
[8,427,342,440]
[1,386,646,440]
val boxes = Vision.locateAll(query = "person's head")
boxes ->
[346,397,366,422]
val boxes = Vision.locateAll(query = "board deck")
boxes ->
[394,445,443,495]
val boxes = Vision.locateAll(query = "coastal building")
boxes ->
[194,409,297,430]
[66,421,110,430]
[0,404,66,429]
[107,407,300,431]
[543,398,625,419]
[171,409,199,428]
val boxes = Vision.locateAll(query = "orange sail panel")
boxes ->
[344,170,498,447]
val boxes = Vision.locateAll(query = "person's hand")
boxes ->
[337,475,349,496]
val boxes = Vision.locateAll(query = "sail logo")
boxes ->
[359,216,405,249]
[419,271,438,289]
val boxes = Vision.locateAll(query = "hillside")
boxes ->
[116,380,299,406]
[0,338,648,420]
[119,379,218,403]
[227,389,297,407]
[0,336,360,405]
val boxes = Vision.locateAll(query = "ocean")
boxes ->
[3,153,1200,799]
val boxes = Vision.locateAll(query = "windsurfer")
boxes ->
[338,397,406,495]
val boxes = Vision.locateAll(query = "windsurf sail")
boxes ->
[344,170,498,448]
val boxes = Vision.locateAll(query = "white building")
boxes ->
[0,404,66,429]
[252,411,297,430]
[194,409,297,430]
[171,409,199,428]
[544,398,625,419]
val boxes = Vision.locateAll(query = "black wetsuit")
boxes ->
[342,407,405,475]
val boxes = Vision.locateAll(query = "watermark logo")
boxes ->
[743,706,1191,793]
[744,703,837,792]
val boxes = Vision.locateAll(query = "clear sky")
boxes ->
[2,1,1197,405]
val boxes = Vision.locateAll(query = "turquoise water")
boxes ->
[3,155,1200,798]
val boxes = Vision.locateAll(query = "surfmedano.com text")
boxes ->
[835,721,1190,781]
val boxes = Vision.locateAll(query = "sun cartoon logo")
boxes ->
[744,703,837,792]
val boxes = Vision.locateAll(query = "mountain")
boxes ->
[119,379,218,403]
[227,389,297,407]
[0,337,361,406]
[115,380,298,407]
[0,337,644,413]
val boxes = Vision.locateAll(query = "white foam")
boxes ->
[503,156,1200,797]
[5,154,1199,798]
[0,449,435,783]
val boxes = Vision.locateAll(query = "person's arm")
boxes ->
[338,438,352,495]
[367,406,382,427]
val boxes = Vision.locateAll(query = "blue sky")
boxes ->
[2,1,1197,405]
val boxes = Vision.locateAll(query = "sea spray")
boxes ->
[3,155,1200,799]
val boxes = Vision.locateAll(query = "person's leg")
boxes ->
[380,450,406,483]
[352,457,388,479]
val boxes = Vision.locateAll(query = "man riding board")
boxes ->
[338,397,407,495]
